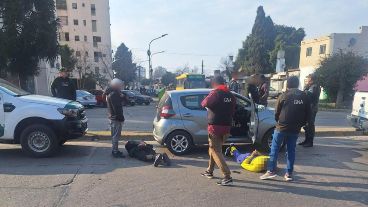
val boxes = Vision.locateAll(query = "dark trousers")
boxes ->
[304,110,317,144]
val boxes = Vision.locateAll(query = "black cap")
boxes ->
[287,76,299,89]
[212,75,225,85]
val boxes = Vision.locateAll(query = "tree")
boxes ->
[218,57,234,79]
[315,50,368,107]
[112,43,136,84]
[0,0,58,80]
[59,45,77,71]
[161,71,176,86]
[140,78,151,86]
[236,6,276,75]
[269,25,305,70]
[153,66,167,80]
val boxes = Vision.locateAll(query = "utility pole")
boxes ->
[147,34,168,82]
[201,60,204,75]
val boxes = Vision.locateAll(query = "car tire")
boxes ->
[130,102,135,106]
[145,102,150,105]
[165,131,193,155]
[20,124,59,157]
[260,128,286,153]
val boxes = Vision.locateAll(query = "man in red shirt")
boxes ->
[201,76,236,186]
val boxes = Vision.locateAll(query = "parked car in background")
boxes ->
[121,90,136,106]
[130,90,153,105]
[89,89,106,107]
[268,87,282,99]
[348,91,368,131]
[153,89,276,155]
[76,90,97,108]
[0,78,87,157]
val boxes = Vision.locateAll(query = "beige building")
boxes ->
[299,26,368,89]
[56,0,113,88]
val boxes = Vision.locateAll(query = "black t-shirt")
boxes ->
[51,77,76,100]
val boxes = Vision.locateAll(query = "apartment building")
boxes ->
[299,26,368,89]
[56,0,113,88]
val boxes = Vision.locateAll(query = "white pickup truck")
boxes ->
[0,79,88,157]
[348,91,368,131]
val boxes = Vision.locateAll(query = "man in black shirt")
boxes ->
[247,74,260,104]
[51,68,76,101]
[299,74,321,147]
[229,73,241,94]
[260,76,310,181]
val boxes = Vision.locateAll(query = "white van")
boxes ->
[0,79,88,157]
[348,91,368,131]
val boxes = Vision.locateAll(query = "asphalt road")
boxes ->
[0,136,367,207]
[86,102,351,132]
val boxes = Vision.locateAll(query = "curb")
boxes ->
[83,129,363,141]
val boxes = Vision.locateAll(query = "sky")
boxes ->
[110,0,368,77]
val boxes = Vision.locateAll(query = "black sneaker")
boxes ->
[216,177,233,186]
[162,153,171,166]
[112,151,125,158]
[303,143,313,148]
[153,154,163,167]
[298,141,307,146]
[200,171,213,179]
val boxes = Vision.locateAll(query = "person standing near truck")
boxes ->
[51,68,76,101]
[259,74,269,106]
[299,74,321,148]
[201,76,236,186]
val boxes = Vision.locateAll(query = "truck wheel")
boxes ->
[165,131,193,155]
[20,124,59,157]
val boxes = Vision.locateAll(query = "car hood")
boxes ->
[18,95,73,108]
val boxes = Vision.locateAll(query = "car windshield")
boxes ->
[77,90,92,96]
[0,79,30,96]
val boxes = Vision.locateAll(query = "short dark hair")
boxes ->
[287,76,299,89]
[307,73,317,82]
[212,75,225,85]
[260,74,266,81]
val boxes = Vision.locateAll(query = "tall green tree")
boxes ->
[315,50,368,107]
[161,71,176,86]
[59,45,77,71]
[0,0,59,78]
[112,43,136,83]
[269,25,305,70]
[236,6,276,74]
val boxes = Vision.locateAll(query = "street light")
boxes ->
[147,34,168,81]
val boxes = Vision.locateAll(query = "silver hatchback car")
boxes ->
[153,89,276,155]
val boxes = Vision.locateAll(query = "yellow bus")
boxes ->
[176,73,206,90]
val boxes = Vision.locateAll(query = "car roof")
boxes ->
[167,89,212,95]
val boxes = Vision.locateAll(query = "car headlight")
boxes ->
[58,108,79,117]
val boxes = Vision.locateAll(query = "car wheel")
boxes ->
[20,124,59,157]
[145,102,150,105]
[130,102,135,106]
[260,128,286,153]
[165,131,193,155]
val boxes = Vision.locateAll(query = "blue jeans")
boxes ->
[267,130,298,174]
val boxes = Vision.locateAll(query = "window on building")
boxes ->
[91,4,96,16]
[93,36,101,47]
[83,20,86,26]
[84,35,88,42]
[65,32,70,41]
[95,67,100,74]
[82,3,85,7]
[56,0,67,10]
[72,3,77,9]
[73,19,78,25]
[92,20,97,32]
[59,16,68,25]
[94,52,102,62]
[75,35,80,41]
[306,47,312,57]
[85,51,89,56]
[319,44,326,54]
[76,51,81,57]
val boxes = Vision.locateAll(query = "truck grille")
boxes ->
[78,108,86,119]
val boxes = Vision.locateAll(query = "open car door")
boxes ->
[247,94,259,143]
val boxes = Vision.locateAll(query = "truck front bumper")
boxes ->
[52,117,88,139]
